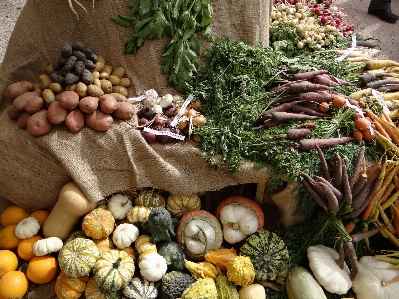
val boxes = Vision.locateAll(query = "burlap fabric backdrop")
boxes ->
[0,0,272,212]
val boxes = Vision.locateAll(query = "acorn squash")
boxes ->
[157,240,185,272]
[239,229,289,281]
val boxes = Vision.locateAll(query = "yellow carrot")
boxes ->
[379,183,396,204]
[381,189,399,210]
[375,255,399,264]
[378,204,397,234]
[366,60,399,70]
[374,131,399,157]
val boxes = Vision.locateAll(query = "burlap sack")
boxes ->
[0,0,272,211]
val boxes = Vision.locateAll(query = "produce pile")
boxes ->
[4,0,399,299]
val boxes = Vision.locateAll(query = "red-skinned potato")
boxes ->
[26,109,53,136]
[12,92,40,112]
[47,101,68,124]
[99,94,118,114]
[79,96,99,113]
[25,95,46,114]
[58,91,80,110]
[7,105,23,119]
[17,112,32,129]
[85,110,113,132]
[113,102,136,120]
[4,81,34,101]
[65,108,85,133]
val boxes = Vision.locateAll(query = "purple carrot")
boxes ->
[344,241,360,280]
[349,146,366,190]
[316,144,332,182]
[302,179,327,209]
[341,159,353,206]
[298,137,354,151]
[292,70,329,81]
[289,103,328,117]
[315,175,344,202]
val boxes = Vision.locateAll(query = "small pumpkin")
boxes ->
[138,252,168,282]
[135,190,165,208]
[226,256,255,287]
[127,206,151,224]
[58,237,100,278]
[204,247,238,273]
[93,249,135,292]
[93,237,115,255]
[215,271,239,299]
[160,271,196,299]
[215,196,264,244]
[122,276,158,299]
[14,216,40,239]
[55,271,89,299]
[166,193,201,217]
[107,194,133,220]
[239,229,289,281]
[176,210,223,260]
[85,276,120,299]
[33,236,63,256]
[238,284,266,299]
[184,259,219,280]
[181,277,218,299]
[112,223,139,249]
[82,208,115,239]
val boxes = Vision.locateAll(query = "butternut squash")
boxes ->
[43,182,98,240]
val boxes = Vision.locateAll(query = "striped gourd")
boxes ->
[215,272,239,299]
[239,229,289,281]
[58,237,100,278]
[122,276,158,299]
[127,206,151,223]
[92,249,135,292]
[181,277,218,299]
[134,235,157,261]
[55,271,89,299]
[135,190,165,208]
[166,193,201,217]
[85,276,120,299]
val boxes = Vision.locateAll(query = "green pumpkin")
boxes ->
[122,276,158,299]
[58,237,100,278]
[93,249,135,292]
[215,272,239,299]
[157,241,185,272]
[239,229,289,281]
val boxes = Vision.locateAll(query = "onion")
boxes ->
[192,115,207,127]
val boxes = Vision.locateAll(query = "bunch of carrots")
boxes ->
[298,145,386,279]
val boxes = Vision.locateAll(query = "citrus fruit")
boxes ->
[0,225,21,250]
[0,270,29,298]
[0,205,29,227]
[26,255,58,284]
[28,209,50,229]
[17,235,43,261]
[0,250,18,278]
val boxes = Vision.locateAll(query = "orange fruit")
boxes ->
[17,235,43,261]
[0,205,29,227]
[0,271,29,298]
[28,209,50,229]
[0,225,21,250]
[26,255,58,284]
[0,250,18,278]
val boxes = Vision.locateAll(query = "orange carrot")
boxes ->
[394,173,399,191]
[373,120,392,140]
[383,110,394,124]
[379,183,396,204]
[344,221,356,234]
[362,184,388,220]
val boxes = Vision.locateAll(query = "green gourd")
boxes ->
[285,266,327,299]
[239,229,289,281]
[122,277,158,299]
[157,241,185,272]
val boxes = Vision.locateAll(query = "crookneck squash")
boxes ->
[239,229,289,281]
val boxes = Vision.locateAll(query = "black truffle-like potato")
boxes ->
[74,61,85,75]
[72,50,86,61]
[65,73,80,85]
[72,41,85,52]
[84,59,95,71]
[81,69,93,85]
[61,43,73,57]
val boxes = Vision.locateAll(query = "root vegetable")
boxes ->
[113,102,136,120]
[47,101,68,125]
[26,109,53,137]
[13,92,39,112]
[290,104,327,117]
[316,144,332,182]
[85,110,113,132]
[302,179,327,209]
[99,94,118,114]
[292,70,329,81]
[289,81,330,93]
[59,91,80,110]
[271,111,319,123]
[25,95,45,114]
[285,128,311,140]
[7,105,22,119]
[17,112,32,129]
[65,109,85,133]
[79,96,99,113]
[300,91,333,103]
[4,81,34,100]
[298,137,354,151]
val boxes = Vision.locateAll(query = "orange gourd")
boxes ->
[0,250,18,278]
[0,205,29,227]
[0,271,29,298]
[26,255,58,284]
[55,271,89,299]
[82,208,115,239]
[204,247,238,273]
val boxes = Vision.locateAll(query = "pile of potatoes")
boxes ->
[4,42,137,136]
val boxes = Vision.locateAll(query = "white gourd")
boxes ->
[107,194,133,220]
[33,236,64,256]
[138,253,167,282]
[14,217,40,239]
[112,223,139,249]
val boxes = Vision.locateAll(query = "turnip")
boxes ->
[141,131,157,144]
[138,105,155,120]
